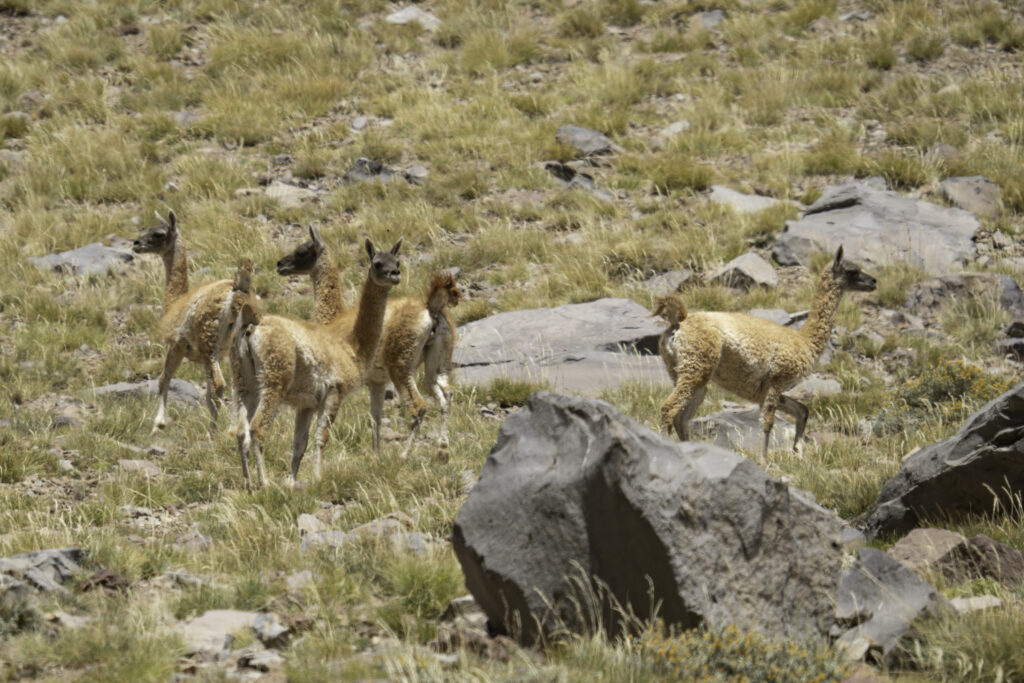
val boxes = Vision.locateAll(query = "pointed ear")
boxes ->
[167,209,177,231]
[310,225,324,252]
[365,238,376,260]
[389,238,403,255]
[834,245,844,265]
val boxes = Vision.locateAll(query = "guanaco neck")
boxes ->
[799,266,843,358]
[161,237,190,310]
[312,253,345,324]
[346,273,391,366]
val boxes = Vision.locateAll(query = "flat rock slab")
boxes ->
[887,528,967,574]
[181,609,264,658]
[691,407,796,453]
[264,181,317,209]
[866,380,1024,538]
[385,6,441,30]
[940,176,1001,218]
[834,548,948,662]
[708,186,787,214]
[453,392,844,644]
[556,125,615,156]
[91,379,201,406]
[453,298,669,396]
[707,252,778,289]
[29,242,134,276]
[773,182,978,274]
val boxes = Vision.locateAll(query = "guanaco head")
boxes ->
[276,225,325,276]
[426,268,462,313]
[829,245,877,292]
[365,238,402,287]
[233,258,255,293]
[651,293,687,328]
[132,210,178,255]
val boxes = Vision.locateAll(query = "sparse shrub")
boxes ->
[941,294,1011,354]
[785,0,837,32]
[0,111,30,139]
[861,149,930,190]
[906,30,946,63]
[600,0,645,28]
[873,359,1014,434]
[634,623,850,682]
[557,8,605,39]
[510,92,551,118]
[486,377,550,408]
[863,37,897,70]
[148,23,184,60]
[873,263,927,309]
[294,149,330,180]
[803,129,861,176]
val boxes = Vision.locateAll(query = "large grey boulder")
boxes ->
[707,252,778,289]
[452,392,844,644]
[91,379,201,406]
[833,548,949,662]
[905,272,1024,320]
[865,380,1024,538]
[453,298,669,395]
[772,182,978,273]
[180,609,266,659]
[940,176,1001,218]
[690,406,795,453]
[0,548,86,594]
[29,242,134,276]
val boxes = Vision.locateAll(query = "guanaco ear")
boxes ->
[166,209,177,231]
[389,238,403,255]
[365,238,376,260]
[834,245,844,265]
[309,225,324,253]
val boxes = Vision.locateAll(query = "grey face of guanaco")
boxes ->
[133,210,178,255]
[831,246,877,292]
[366,238,403,286]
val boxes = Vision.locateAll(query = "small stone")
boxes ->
[252,612,290,647]
[997,337,1024,360]
[17,91,48,112]
[351,115,368,131]
[385,6,442,31]
[175,529,213,552]
[285,570,313,591]
[992,230,1013,250]
[1006,321,1024,337]
[264,181,316,209]
[118,459,162,478]
[707,252,778,289]
[789,374,842,399]
[555,125,615,157]
[661,120,691,137]
[58,459,75,472]
[405,164,429,184]
[950,595,1003,614]
[237,648,284,672]
[297,513,326,535]
[696,9,726,29]
[708,185,788,214]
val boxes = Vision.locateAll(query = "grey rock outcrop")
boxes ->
[933,534,1024,585]
[887,528,966,574]
[181,609,265,659]
[833,548,949,662]
[905,272,1024,320]
[556,125,616,156]
[29,242,134,276]
[707,252,778,289]
[940,176,1001,218]
[452,392,844,644]
[453,298,669,395]
[772,182,978,273]
[91,379,202,407]
[543,161,614,200]
[385,6,442,31]
[690,406,795,453]
[865,380,1024,538]
[0,548,86,594]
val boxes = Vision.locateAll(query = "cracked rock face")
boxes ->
[452,391,844,644]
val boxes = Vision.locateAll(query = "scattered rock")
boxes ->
[300,529,437,555]
[696,9,726,29]
[343,157,404,184]
[0,548,86,594]
[453,298,668,395]
[839,10,873,21]
[237,648,284,672]
[452,392,844,644]
[543,161,614,200]
[865,380,1024,538]
[887,528,967,574]
[175,529,213,552]
[1006,321,1024,337]
[934,534,1024,585]
[707,252,778,289]
[708,186,786,214]
[833,548,949,662]
[252,612,290,647]
[351,115,368,131]
[940,176,1002,219]
[997,337,1024,360]
[44,610,92,631]
[691,406,796,453]
[180,609,263,659]
[285,570,313,592]
[117,459,162,478]
[264,181,317,209]
[950,595,1003,614]
[29,242,134,276]
[661,120,691,138]
[905,272,1024,321]
[348,512,414,538]
[384,6,442,31]
[773,182,978,274]
[788,373,842,399]
[80,568,131,593]
[167,110,202,127]
[297,513,326,535]
[405,164,429,185]
[91,378,202,407]
[556,125,616,157]
[645,269,695,296]
[17,90,48,112]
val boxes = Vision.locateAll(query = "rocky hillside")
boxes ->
[1,0,1024,679]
